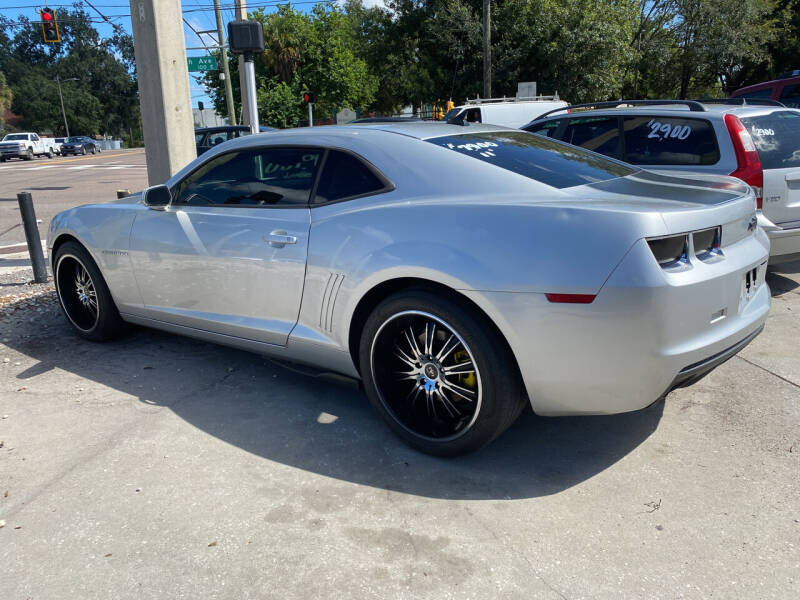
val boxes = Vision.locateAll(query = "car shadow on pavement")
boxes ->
[4,293,663,501]
[767,259,800,296]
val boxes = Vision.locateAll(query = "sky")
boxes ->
[0,1,384,111]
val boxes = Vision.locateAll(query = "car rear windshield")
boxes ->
[426,131,635,189]
[740,111,800,170]
[622,116,720,165]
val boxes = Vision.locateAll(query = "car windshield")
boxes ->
[740,111,800,170]
[427,130,636,188]
[66,137,83,143]
[4,134,28,140]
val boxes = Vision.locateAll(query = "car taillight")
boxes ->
[647,234,688,267]
[724,113,763,209]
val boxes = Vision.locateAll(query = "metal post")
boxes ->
[482,0,492,99]
[213,0,237,125]
[234,0,250,126]
[16,193,47,283]
[308,102,313,127]
[56,75,70,137]
[243,54,259,134]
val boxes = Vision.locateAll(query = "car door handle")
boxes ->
[785,171,800,183]
[264,230,297,247]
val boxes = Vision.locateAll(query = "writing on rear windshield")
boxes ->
[446,141,498,157]
[647,119,692,141]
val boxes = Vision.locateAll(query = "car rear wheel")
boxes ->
[91,147,96,155]
[47,150,54,158]
[359,290,526,456]
[54,241,125,342]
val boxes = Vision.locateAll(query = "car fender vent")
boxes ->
[320,272,345,332]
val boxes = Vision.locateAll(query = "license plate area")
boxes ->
[740,262,766,308]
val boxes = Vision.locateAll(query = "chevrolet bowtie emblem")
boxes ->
[747,215,758,232]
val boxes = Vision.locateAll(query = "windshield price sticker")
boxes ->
[646,119,692,141]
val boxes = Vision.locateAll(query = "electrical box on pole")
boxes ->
[227,19,264,134]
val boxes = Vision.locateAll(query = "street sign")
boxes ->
[187,56,218,72]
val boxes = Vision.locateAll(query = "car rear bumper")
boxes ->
[464,228,771,416]
[758,213,800,263]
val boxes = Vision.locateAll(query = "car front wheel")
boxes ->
[54,241,125,342]
[360,290,526,456]
[24,148,33,160]
[81,147,87,155]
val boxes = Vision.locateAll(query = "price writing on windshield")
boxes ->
[646,120,692,141]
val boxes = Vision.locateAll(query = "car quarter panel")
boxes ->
[461,225,770,416]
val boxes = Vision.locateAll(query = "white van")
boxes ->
[444,96,569,128]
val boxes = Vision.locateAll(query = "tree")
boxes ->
[0,72,12,129]
[0,9,138,136]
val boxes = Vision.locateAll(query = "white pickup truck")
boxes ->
[0,132,58,162]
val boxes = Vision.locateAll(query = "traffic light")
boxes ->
[198,101,204,111]
[303,91,315,104]
[40,8,60,43]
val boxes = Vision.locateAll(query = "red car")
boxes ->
[731,70,800,108]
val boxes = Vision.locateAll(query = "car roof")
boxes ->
[531,103,798,124]
[231,122,512,143]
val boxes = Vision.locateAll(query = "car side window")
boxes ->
[32,134,40,141]
[779,84,800,108]
[174,147,323,207]
[464,108,481,123]
[561,116,621,158]
[622,116,720,165]
[526,119,562,138]
[195,132,206,144]
[314,150,388,203]
[738,87,774,100]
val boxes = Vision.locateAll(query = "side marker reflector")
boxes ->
[545,293,596,304]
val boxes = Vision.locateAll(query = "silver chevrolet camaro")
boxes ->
[48,123,771,455]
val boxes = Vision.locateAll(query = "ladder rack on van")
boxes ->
[465,94,560,105]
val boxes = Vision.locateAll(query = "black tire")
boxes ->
[47,150,54,158]
[91,147,96,155]
[54,241,125,342]
[359,290,526,457]
[24,148,33,161]
[81,146,87,155]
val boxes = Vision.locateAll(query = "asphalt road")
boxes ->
[0,255,798,598]
[0,149,147,247]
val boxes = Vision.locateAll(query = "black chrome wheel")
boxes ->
[54,241,125,341]
[371,310,482,441]
[56,254,99,331]
[361,290,526,456]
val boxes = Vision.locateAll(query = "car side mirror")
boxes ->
[143,184,171,210]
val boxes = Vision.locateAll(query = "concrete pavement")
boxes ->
[0,259,798,598]
[0,149,147,247]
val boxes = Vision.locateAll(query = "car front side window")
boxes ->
[174,147,323,207]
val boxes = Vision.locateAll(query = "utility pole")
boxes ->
[54,75,78,137]
[234,0,250,126]
[213,0,237,125]
[129,0,196,185]
[482,0,491,98]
